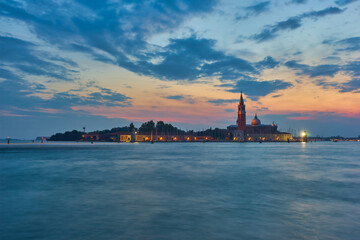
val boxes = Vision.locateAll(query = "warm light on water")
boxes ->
[1,142,359,239]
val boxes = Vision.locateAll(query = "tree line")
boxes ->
[49,120,229,141]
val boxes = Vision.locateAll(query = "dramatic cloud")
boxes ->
[0,0,218,81]
[285,60,360,78]
[343,61,360,77]
[50,90,131,108]
[137,36,257,81]
[330,37,360,52]
[315,78,360,93]
[0,67,131,117]
[0,35,77,81]
[216,79,293,100]
[256,56,280,69]
[285,60,341,77]
[236,1,270,20]
[0,1,269,82]
[339,78,360,92]
[251,7,344,42]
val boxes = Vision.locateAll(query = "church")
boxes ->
[227,92,292,142]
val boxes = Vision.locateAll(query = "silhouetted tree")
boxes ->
[129,123,135,132]
[139,120,156,132]
[49,130,83,141]
[156,121,165,132]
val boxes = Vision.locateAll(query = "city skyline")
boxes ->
[1,0,360,138]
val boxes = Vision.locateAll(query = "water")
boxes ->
[1,142,359,240]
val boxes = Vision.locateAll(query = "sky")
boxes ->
[0,0,360,139]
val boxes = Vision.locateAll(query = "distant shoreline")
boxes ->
[1,139,359,145]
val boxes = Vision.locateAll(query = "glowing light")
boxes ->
[301,131,307,137]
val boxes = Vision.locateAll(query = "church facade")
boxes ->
[228,92,292,142]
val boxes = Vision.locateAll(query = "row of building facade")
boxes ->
[83,132,213,142]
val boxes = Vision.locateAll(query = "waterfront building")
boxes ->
[83,131,212,142]
[228,92,292,142]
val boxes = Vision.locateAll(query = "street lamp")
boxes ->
[301,131,308,142]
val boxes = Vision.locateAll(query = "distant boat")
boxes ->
[332,139,338,142]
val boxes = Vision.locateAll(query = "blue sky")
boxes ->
[0,0,359,138]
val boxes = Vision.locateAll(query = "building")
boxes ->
[228,92,292,142]
[83,131,212,142]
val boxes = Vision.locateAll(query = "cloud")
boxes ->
[343,61,360,76]
[208,99,239,106]
[334,37,360,52]
[251,7,344,42]
[137,35,257,81]
[216,79,293,100]
[335,0,358,6]
[164,95,185,100]
[236,1,271,20]
[256,56,280,69]
[0,67,131,117]
[315,77,360,93]
[285,60,341,77]
[290,0,307,4]
[339,78,360,92]
[0,35,77,81]
[0,1,270,83]
[0,0,218,80]
[67,43,116,64]
[0,1,284,83]
[285,60,360,78]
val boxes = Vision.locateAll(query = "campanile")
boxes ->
[237,92,246,130]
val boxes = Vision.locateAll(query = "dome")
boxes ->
[251,114,261,126]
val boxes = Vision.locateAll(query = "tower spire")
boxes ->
[239,91,244,105]
[237,91,246,130]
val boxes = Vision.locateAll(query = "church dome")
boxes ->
[251,114,261,126]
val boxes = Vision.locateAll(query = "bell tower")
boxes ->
[237,92,246,130]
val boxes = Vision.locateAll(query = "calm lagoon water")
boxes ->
[1,142,359,240]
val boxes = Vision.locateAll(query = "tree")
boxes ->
[156,121,165,132]
[129,123,135,132]
[49,130,83,141]
[139,120,155,132]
